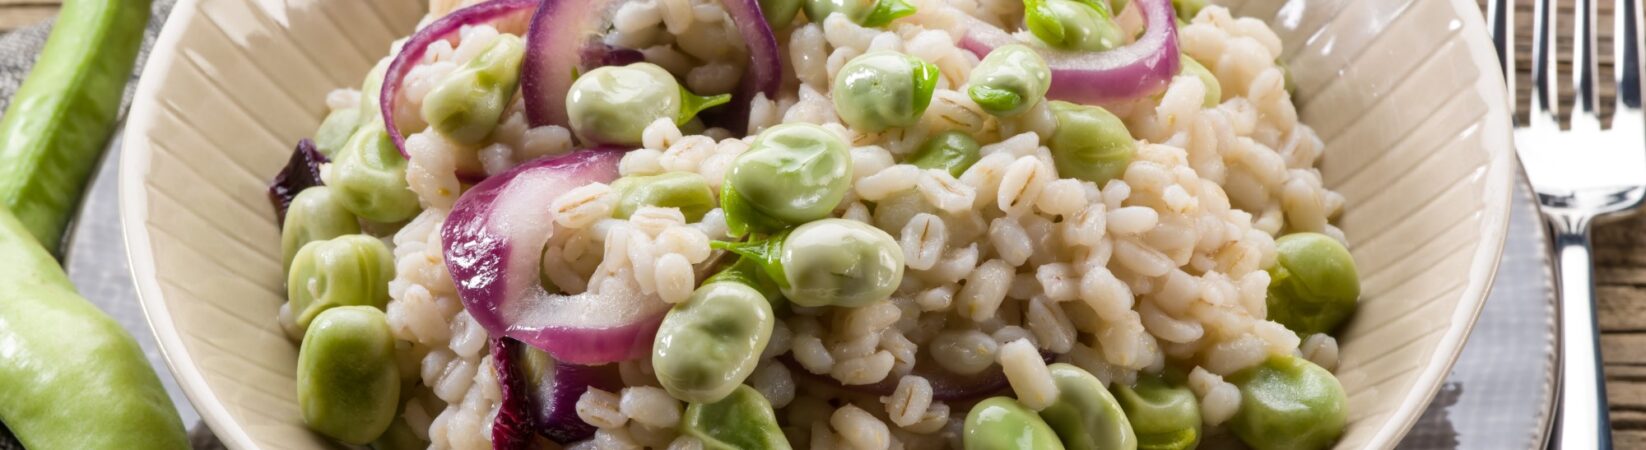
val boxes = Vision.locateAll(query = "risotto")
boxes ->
[267,0,1360,448]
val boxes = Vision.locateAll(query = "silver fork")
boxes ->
[1497,0,1646,447]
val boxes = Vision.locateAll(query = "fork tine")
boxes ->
[1490,0,1514,83]
[1530,0,1562,127]
[1574,0,1603,129]
[1616,0,1645,115]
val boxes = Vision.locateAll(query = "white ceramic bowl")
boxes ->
[119,0,1516,448]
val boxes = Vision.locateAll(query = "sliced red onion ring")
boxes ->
[443,148,670,365]
[959,0,1179,105]
[381,0,537,160]
[493,338,624,446]
[714,0,783,130]
[522,0,781,129]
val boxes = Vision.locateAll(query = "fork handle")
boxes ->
[1547,212,1614,450]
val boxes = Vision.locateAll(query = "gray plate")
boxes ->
[0,1,1556,448]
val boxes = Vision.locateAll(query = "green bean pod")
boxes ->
[0,0,152,250]
[0,207,188,449]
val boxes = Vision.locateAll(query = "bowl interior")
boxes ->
[119,0,1514,448]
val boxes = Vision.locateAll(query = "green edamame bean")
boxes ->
[832,51,940,133]
[611,172,717,222]
[908,131,982,177]
[298,306,401,445]
[967,44,1052,117]
[422,34,526,145]
[287,235,394,338]
[721,123,851,235]
[1228,355,1347,450]
[281,186,361,274]
[1039,363,1137,450]
[329,121,422,223]
[682,385,792,450]
[653,281,775,403]
[566,63,729,146]
[802,0,916,27]
[1266,232,1359,335]
[1048,101,1135,186]
[0,0,151,250]
[1114,374,1201,450]
[0,207,188,449]
[964,397,1066,450]
[1179,55,1221,108]
[314,107,362,158]
[761,0,805,29]
[1025,0,1124,51]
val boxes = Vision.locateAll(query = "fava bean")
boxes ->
[1179,55,1221,108]
[908,131,982,177]
[832,51,940,133]
[760,0,805,29]
[682,385,792,450]
[1266,232,1359,335]
[1173,0,1208,21]
[611,172,716,222]
[964,397,1066,450]
[280,186,361,274]
[1024,0,1124,51]
[298,306,401,445]
[1228,355,1347,450]
[721,123,851,235]
[328,122,421,223]
[286,235,394,338]
[313,107,362,157]
[566,62,729,146]
[1114,373,1201,450]
[1039,363,1137,450]
[653,281,775,403]
[422,34,526,145]
[1048,101,1136,186]
[717,218,904,308]
[802,0,916,27]
[968,44,1052,117]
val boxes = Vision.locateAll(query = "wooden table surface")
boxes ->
[3,0,1646,446]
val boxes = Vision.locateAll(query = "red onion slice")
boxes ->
[520,0,626,128]
[492,338,624,446]
[443,148,671,365]
[960,0,1179,105]
[267,139,327,225]
[522,0,781,129]
[381,0,537,159]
